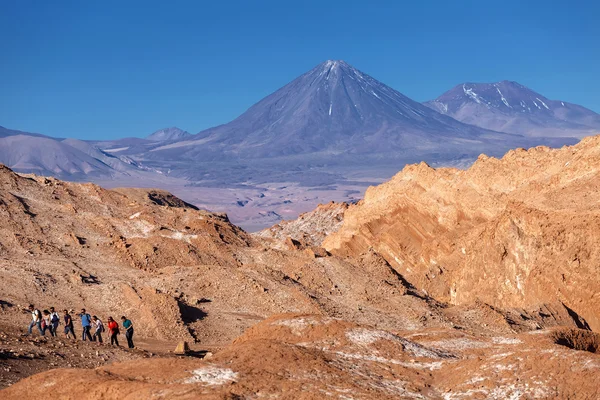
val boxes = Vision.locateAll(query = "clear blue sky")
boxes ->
[1,0,599,140]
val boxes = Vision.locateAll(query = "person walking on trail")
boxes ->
[27,304,43,336]
[121,316,134,349]
[49,307,60,337]
[79,309,93,341]
[41,310,52,335]
[63,310,76,340]
[92,316,104,344]
[107,317,120,346]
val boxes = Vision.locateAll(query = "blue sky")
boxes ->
[1,0,599,140]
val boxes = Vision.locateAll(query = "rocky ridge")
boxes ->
[255,201,349,247]
[324,135,600,331]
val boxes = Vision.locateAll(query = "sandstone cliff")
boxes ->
[324,136,600,331]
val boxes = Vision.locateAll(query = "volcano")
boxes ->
[147,60,560,164]
[425,81,600,137]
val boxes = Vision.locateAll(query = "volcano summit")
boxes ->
[147,60,559,165]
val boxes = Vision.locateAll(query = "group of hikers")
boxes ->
[26,304,135,349]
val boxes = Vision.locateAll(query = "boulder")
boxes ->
[174,341,190,355]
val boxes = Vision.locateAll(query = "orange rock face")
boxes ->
[324,136,600,330]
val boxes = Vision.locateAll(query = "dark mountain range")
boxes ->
[424,81,600,137]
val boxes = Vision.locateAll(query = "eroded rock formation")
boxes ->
[324,136,600,330]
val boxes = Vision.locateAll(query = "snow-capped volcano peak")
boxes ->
[322,59,347,68]
[151,60,512,161]
[425,81,600,137]
[147,127,191,142]
[436,81,556,113]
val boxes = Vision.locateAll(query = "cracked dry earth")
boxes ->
[2,135,600,399]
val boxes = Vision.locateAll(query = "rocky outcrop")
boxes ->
[324,136,600,330]
[255,201,349,247]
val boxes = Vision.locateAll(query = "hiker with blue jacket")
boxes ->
[79,308,93,341]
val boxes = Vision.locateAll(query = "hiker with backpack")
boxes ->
[92,316,105,344]
[79,308,93,341]
[49,307,60,337]
[41,310,52,335]
[27,304,44,336]
[121,316,134,349]
[63,309,76,340]
[107,317,120,346]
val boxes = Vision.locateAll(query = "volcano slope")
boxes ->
[324,135,600,332]
[1,142,600,399]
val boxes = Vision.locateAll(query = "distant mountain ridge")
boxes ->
[0,125,53,139]
[0,126,171,180]
[1,61,592,229]
[0,134,121,179]
[147,127,191,142]
[0,61,584,186]
[424,81,600,137]
[146,60,552,165]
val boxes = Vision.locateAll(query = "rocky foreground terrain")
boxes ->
[1,136,600,398]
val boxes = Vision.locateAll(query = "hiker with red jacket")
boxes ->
[107,316,120,346]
